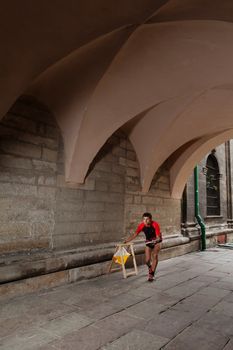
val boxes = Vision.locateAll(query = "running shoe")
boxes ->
[148,273,154,282]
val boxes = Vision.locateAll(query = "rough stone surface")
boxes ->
[0,248,232,349]
[1,97,233,289]
[0,97,181,260]
[184,143,231,238]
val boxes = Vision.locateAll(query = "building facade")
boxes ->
[183,142,233,247]
[2,97,233,298]
[2,1,233,297]
[0,97,183,297]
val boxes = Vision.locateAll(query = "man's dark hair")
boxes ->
[142,212,152,219]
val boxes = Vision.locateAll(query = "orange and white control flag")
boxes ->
[113,247,131,265]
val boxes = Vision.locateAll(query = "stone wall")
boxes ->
[0,97,181,256]
[183,143,233,247]
[0,98,58,253]
[124,157,181,238]
[185,144,228,232]
[54,132,126,250]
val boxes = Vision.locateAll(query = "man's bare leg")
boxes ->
[151,243,161,275]
[145,246,155,281]
[145,246,152,269]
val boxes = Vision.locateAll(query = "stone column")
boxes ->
[226,141,233,228]
[182,172,199,238]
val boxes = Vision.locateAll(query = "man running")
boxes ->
[124,212,162,281]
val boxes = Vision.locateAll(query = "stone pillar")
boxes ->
[225,141,233,228]
[182,172,199,238]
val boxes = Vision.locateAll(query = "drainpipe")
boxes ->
[194,166,206,251]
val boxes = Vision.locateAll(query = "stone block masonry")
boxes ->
[0,98,58,254]
[124,150,181,238]
[0,97,128,254]
[0,96,184,290]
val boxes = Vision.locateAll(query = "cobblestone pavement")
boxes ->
[0,248,233,350]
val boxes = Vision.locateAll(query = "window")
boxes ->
[206,154,220,216]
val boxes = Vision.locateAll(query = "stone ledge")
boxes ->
[0,246,114,284]
[0,236,202,299]
[206,228,233,237]
[0,236,190,285]
[0,261,110,300]
[183,227,233,241]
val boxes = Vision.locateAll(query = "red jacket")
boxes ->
[135,221,162,243]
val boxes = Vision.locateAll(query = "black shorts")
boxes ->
[146,242,156,249]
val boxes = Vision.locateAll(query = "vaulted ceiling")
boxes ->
[2,0,233,198]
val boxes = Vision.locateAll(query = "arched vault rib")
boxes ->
[170,129,233,199]
[0,0,162,120]
[27,26,134,177]
[134,87,233,193]
[149,0,233,24]
[68,20,233,184]
[128,92,204,191]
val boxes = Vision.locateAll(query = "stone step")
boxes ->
[0,236,199,300]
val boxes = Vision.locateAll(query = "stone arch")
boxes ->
[170,130,233,199]
[66,21,233,187]
[27,27,134,182]
[0,1,159,119]
[2,6,233,196]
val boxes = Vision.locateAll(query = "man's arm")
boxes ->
[153,221,162,243]
[124,223,143,243]
[124,232,138,244]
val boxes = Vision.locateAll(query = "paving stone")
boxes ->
[101,329,169,350]
[163,324,229,350]
[107,291,147,309]
[215,265,233,274]
[197,286,231,299]
[79,302,123,320]
[221,276,233,284]
[211,300,233,317]
[66,293,108,309]
[155,266,187,278]
[129,284,161,298]
[148,291,181,307]
[92,310,146,337]
[165,280,207,299]
[185,264,216,274]
[147,275,185,291]
[0,315,34,339]
[39,312,93,337]
[170,303,208,322]
[223,338,233,350]
[138,308,194,339]
[173,292,222,311]
[98,284,132,298]
[150,270,200,291]
[1,250,233,350]
[211,280,233,291]
[202,270,231,278]
[223,292,233,303]
[124,298,168,320]
[31,344,56,350]
[195,311,233,337]
[192,275,220,284]
[37,288,83,307]
[0,327,59,350]
[0,296,77,325]
[45,325,118,350]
